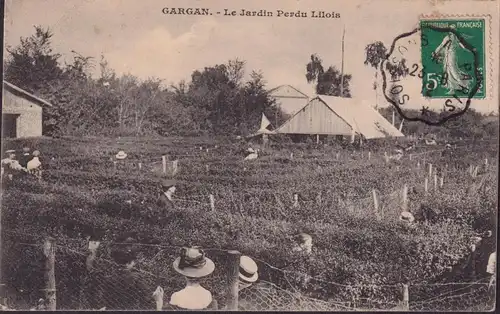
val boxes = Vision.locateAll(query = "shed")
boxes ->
[2,81,53,138]
[275,95,404,139]
[268,85,309,116]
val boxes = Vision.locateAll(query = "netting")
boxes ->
[1,236,496,311]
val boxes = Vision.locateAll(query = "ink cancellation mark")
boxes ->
[380,18,485,126]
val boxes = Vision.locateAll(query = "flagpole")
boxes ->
[340,25,345,98]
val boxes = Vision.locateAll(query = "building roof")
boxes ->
[276,95,404,139]
[268,85,309,98]
[3,81,53,108]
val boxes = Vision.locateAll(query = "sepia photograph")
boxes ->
[1,0,498,311]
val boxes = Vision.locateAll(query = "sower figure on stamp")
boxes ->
[431,25,472,95]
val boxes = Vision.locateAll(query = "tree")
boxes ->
[364,41,409,106]
[4,26,63,93]
[306,54,352,97]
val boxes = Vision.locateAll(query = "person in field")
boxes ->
[1,149,27,181]
[165,247,217,310]
[19,146,32,168]
[157,179,176,207]
[27,150,43,180]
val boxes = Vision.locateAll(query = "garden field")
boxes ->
[1,135,498,310]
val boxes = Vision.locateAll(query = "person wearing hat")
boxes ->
[19,146,32,168]
[157,179,177,208]
[167,247,216,310]
[1,150,27,181]
[27,150,43,180]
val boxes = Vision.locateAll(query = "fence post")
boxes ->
[440,176,444,188]
[368,151,371,160]
[205,164,210,172]
[372,189,380,219]
[384,152,389,164]
[162,156,167,174]
[113,161,117,171]
[336,152,339,160]
[402,184,408,212]
[138,162,142,170]
[209,194,215,211]
[424,178,428,193]
[485,158,489,171]
[402,284,409,311]
[433,174,438,191]
[226,250,241,311]
[417,161,420,169]
[293,193,299,208]
[86,240,100,271]
[428,163,433,177]
[152,286,164,311]
[290,153,294,159]
[409,154,412,161]
[43,237,56,311]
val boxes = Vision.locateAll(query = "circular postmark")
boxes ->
[380,18,485,125]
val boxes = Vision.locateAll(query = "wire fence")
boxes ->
[1,231,496,311]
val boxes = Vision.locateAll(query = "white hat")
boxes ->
[239,256,258,283]
[173,247,215,278]
[115,151,127,160]
[400,211,415,223]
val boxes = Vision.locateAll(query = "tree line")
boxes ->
[4,26,496,139]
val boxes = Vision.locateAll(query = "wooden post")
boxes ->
[409,154,412,161]
[86,241,100,271]
[473,165,478,178]
[424,178,428,193]
[43,237,56,310]
[152,286,164,311]
[433,174,438,191]
[336,152,339,160]
[384,152,389,164]
[316,134,320,144]
[290,153,293,159]
[402,284,409,311]
[162,156,167,174]
[417,161,420,169]
[138,162,142,170]
[172,160,179,175]
[485,158,489,171]
[209,194,215,211]
[402,184,408,212]
[293,193,299,208]
[205,164,209,172]
[113,161,117,171]
[372,189,380,219]
[428,163,432,177]
[368,152,371,160]
[226,250,241,311]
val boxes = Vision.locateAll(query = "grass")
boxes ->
[1,135,498,309]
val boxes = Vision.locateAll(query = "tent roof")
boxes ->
[316,95,404,139]
[268,85,309,98]
[274,95,404,139]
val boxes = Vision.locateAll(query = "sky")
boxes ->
[3,0,499,113]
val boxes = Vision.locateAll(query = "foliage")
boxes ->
[306,54,352,97]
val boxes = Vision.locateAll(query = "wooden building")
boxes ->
[275,95,404,140]
[2,81,53,138]
[268,85,309,116]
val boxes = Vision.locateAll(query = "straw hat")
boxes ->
[399,211,415,223]
[161,179,177,189]
[115,151,128,160]
[239,256,258,283]
[32,150,40,157]
[173,247,215,278]
[5,150,15,155]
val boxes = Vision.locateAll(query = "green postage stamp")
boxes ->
[420,19,485,99]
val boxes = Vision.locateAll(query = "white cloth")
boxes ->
[1,158,25,171]
[27,157,41,171]
[169,284,213,310]
[487,252,496,275]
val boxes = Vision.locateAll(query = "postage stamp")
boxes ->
[380,15,491,125]
[420,19,485,99]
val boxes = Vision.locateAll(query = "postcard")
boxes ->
[1,0,498,311]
